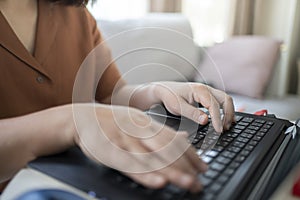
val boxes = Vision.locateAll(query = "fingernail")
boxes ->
[153,175,165,185]
[226,123,231,130]
[180,174,193,185]
[216,124,223,133]
[198,115,206,124]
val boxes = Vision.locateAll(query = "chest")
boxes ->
[0,4,38,54]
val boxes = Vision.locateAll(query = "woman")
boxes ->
[0,0,235,193]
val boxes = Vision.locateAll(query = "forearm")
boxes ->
[0,105,76,182]
[106,83,162,110]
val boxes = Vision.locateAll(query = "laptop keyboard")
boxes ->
[108,113,279,200]
[29,112,290,200]
[189,115,274,200]
[143,114,275,200]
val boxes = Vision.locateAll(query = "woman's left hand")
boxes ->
[152,82,235,133]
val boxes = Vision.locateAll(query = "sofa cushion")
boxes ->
[194,36,282,98]
[97,14,200,84]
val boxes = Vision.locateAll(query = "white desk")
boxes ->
[2,166,300,200]
[0,168,97,200]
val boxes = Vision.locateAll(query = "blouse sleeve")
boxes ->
[85,9,125,103]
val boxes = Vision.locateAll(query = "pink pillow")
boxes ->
[194,36,282,98]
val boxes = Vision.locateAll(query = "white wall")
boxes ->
[254,0,300,96]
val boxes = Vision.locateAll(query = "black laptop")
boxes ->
[28,107,300,200]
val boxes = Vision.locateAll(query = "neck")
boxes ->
[0,0,36,11]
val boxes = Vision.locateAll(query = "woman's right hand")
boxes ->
[72,104,207,193]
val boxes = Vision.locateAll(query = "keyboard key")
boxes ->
[238,122,250,127]
[196,133,205,139]
[240,150,251,157]
[235,115,243,122]
[221,151,236,159]
[244,129,256,135]
[256,132,266,137]
[232,128,242,134]
[248,126,260,131]
[216,156,231,165]
[242,117,254,123]
[226,133,239,138]
[245,145,255,151]
[240,133,253,139]
[228,161,240,169]
[206,139,217,145]
[235,155,246,163]
[204,170,219,179]
[199,175,213,187]
[252,136,262,141]
[262,124,272,129]
[249,140,258,146]
[207,135,220,140]
[266,121,274,126]
[221,137,234,143]
[224,169,235,176]
[196,142,209,149]
[251,122,263,127]
[210,162,226,171]
[212,145,225,152]
[216,141,230,147]
[260,128,269,133]
[254,119,266,124]
[206,150,219,158]
[234,125,247,130]
[191,137,201,145]
[216,175,230,184]
[227,146,241,153]
[202,156,213,164]
[208,183,222,193]
[232,141,246,148]
[236,137,250,143]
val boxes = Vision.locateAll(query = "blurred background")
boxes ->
[87,0,300,96]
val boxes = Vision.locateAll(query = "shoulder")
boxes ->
[46,2,101,45]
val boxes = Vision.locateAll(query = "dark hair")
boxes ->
[47,0,94,6]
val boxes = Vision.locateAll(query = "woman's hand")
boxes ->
[73,104,207,193]
[109,81,235,133]
[152,82,235,133]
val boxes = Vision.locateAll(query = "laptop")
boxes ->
[28,106,300,200]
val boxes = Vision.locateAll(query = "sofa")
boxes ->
[97,13,300,121]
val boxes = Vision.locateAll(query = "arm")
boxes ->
[0,103,206,193]
[0,105,75,182]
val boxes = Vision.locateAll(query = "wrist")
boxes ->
[29,104,77,158]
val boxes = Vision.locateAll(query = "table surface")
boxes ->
[2,165,300,200]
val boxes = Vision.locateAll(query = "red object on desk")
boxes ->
[292,171,300,197]
[254,109,268,116]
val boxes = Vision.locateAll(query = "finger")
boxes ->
[192,87,222,133]
[171,131,208,173]
[142,128,199,175]
[183,145,208,173]
[177,98,209,125]
[209,88,235,130]
[158,165,201,192]
[124,172,167,189]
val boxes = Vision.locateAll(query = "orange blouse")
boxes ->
[0,0,122,119]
